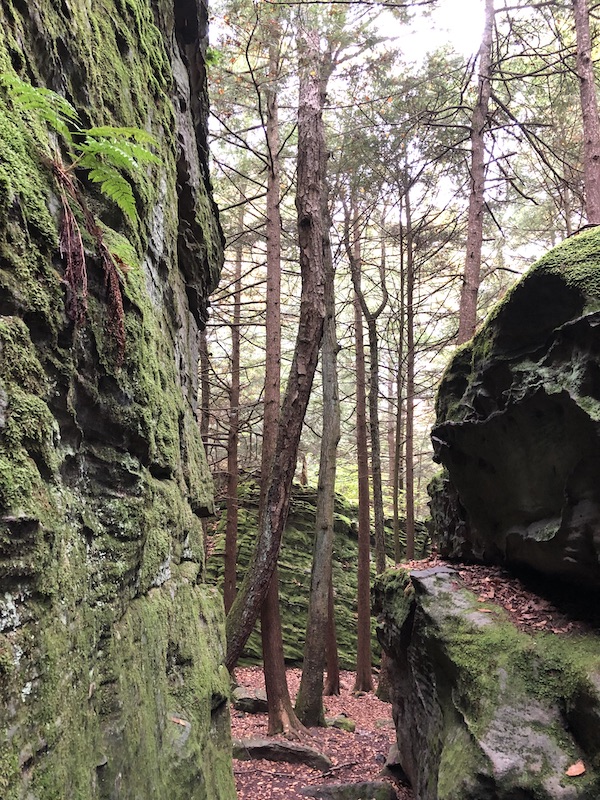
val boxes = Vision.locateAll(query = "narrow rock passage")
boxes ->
[231,667,412,800]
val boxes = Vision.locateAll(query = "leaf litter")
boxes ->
[231,667,412,800]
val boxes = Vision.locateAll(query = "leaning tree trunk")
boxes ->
[573,0,600,223]
[296,190,340,727]
[457,0,494,344]
[225,22,327,675]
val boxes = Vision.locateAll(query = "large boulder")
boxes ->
[0,1,233,798]
[374,566,600,800]
[431,228,600,588]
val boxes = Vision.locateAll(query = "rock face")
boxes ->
[374,567,600,800]
[0,1,234,798]
[431,229,600,588]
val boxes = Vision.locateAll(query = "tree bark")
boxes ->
[345,204,388,576]
[223,207,243,613]
[324,574,340,696]
[349,229,373,693]
[457,0,494,344]
[392,200,405,564]
[258,23,302,735]
[404,179,416,561]
[225,22,327,675]
[296,193,340,727]
[573,0,600,223]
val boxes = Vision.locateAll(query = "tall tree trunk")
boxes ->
[257,24,302,735]
[573,0,600,223]
[404,180,416,561]
[225,21,327,675]
[296,193,340,727]
[392,200,405,564]
[223,208,243,613]
[350,236,373,693]
[345,203,387,575]
[457,0,494,344]
[324,574,340,696]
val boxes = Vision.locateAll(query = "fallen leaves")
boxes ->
[566,760,586,777]
[232,667,409,800]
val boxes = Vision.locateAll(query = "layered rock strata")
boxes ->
[0,1,234,797]
[375,566,600,800]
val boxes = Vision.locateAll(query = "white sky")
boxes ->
[385,0,486,62]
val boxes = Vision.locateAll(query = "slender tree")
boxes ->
[572,0,600,223]
[348,220,374,693]
[296,186,340,727]
[457,0,495,344]
[225,16,327,675]
[223,203,244,613]
[258,16,304,734]
[404,174,416,560]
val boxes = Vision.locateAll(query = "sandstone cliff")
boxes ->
[0,1,234,797]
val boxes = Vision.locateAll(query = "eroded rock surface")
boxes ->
[0,1,233,798]
[374,567,600,800]
[431,229,600,588]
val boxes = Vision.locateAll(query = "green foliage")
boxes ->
[1,73,160,224]
[0,73,78,140]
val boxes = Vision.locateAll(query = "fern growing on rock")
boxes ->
[1,73,161,363]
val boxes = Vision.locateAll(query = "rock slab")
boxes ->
[299,781,397,799]
[374,566,600,799]
[233,737,333,771]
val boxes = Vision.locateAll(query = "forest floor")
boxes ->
[231,666,412,800]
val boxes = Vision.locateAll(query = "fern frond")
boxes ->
[87,165,137,223]
[85,126,158,145]
[1,73,78,143]
[78,139,138,172]
[76,137,160,174]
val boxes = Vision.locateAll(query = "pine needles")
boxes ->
[1,73,161,363]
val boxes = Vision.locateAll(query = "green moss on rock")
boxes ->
[0,1,231,797]
[376,567,600,799]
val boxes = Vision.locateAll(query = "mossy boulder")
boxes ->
[374,566,600,799]
[431,229,600,588]
[0,1,233,798]
[207,481,430,668]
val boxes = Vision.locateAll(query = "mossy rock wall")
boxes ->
[375,566,600,799]
[0,1,234,798]
[431,229,600,588]
[207,482,429,668]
